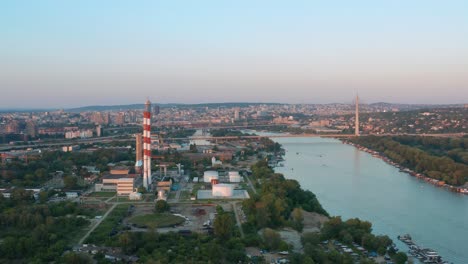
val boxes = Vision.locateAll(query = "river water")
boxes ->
[268,136,468,263]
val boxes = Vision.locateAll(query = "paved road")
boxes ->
[78,203,117,245]
[245,175,257,195]
[232,202,245,238]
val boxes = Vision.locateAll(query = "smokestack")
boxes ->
[135,133,143,164]
[143,99,152,189]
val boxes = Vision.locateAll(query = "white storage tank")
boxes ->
[157,190,167,200]
[203,170,219,183]
[212,184,234,197]
[129,192,142,200]
[228,171,242,183]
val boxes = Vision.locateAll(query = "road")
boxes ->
[245,174,257,195]
[231,202,245,238]
[78,203,117,245]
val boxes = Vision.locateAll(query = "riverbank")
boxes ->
[342,139,468,195]
[269,136,468,263]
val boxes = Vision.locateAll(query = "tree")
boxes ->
[60,252,92,264]
[262,228,282,250]
[291,208,304,231]
[393,252,408,264]
[137,186,147,194]
[38,191,49,203]
[214,213,234,240]
[155,200,170,213]
[63,175,78,189]
[119,232,133,254]
[189,143,198,153]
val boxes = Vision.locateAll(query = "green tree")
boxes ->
[393,252,408,264]
[63,175,78,189]
[214,213,234,240]
[155,200,170,213]
[291,208,304,231]
[262,228,282,250]
[59,252,92,264]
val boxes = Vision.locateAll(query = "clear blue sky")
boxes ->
[1,0,467,108]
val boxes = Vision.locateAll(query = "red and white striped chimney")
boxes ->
[143,99,152,189]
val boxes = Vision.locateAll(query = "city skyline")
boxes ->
[1,1,468,108]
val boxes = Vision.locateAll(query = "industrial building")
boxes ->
[212,184,234,197]
[96,174,136,195]
[203,171,219,183]
[228,171,242,183]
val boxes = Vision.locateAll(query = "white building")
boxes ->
[212,184,234,197]
[203,171,219,183]
[228,171,242,183]
[65,192,79,199]
[211,157,222,166]
[129,192,142,200]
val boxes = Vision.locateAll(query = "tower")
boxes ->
[355,95,360,136]
[135,133,143,165]
[143,100,152,189]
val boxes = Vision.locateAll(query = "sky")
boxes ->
[1,0,468,108]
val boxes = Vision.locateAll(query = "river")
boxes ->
[266,136,468,263]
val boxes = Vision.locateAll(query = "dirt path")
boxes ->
[78,203,117,245]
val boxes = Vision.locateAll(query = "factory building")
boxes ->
[228,171,242,183]
[203,171,219,183]
[212,184,234,197]
[116,178,134,195]
[96,174,137,195]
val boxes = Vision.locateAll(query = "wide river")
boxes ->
[267,136,468,263]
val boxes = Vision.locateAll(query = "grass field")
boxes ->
[129,213,185,228]
[167,192,177,199]
[84,204,131,245]
[180,190,191,200]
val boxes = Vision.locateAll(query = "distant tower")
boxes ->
[143,100,152,189]
[234,108,240,121]
[355,95,360,136]
[96,125,102,137]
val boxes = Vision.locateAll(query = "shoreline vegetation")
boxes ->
[244,141,408,264]
[343,136,468,194]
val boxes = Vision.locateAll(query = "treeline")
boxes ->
[0,195,92,262]
[350,136,468,186]
[243,160,328,230]
[0,148,133,187]
[210,129,250,137]
[392,136,468,165]
[84,205,246,263]
[293,217,407,264]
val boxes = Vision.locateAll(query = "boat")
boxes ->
[399,234,446,264]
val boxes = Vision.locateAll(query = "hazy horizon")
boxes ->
[1,1,468,108]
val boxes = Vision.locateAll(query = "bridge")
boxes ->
[163,132,466,141]
[0,133,464,152]
[176,134,355,141]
